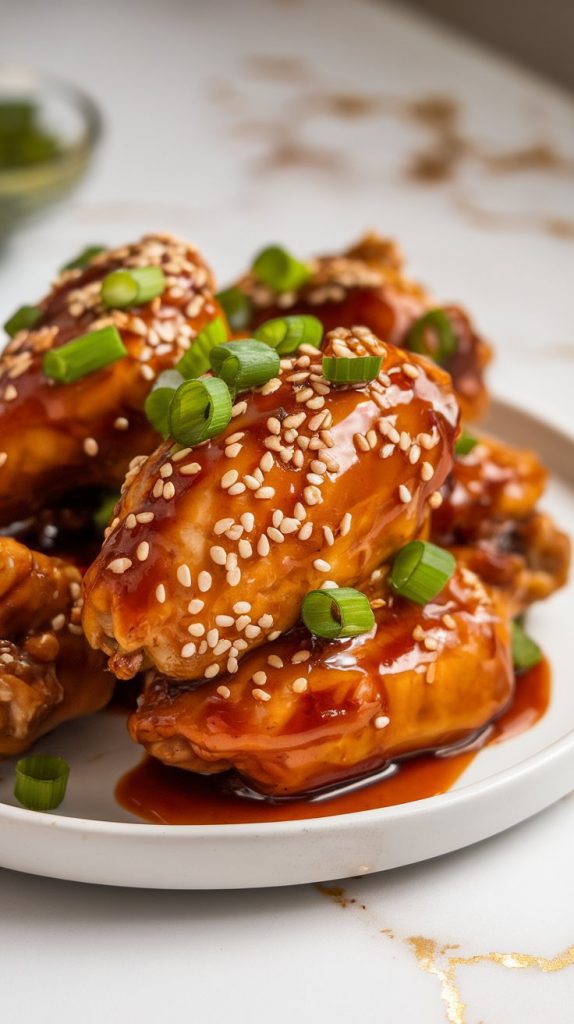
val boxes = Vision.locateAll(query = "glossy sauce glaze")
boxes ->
[115,658,550,824]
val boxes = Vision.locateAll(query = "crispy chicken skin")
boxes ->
[0,234,219,526]
[83,327,459,682]
[0,538,112,757]
[129,567,513,796]
[235,233,491,421]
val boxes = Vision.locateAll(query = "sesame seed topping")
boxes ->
[252,688,271,702]
[108,557,132,575]
[198,571,212,592]
[322,525,335,546]
[292,677,308,694]
[221,470,238,490]
[426,663,436,684]
[4,384,17,402]
[188,599,204,614]
[233,601,251,614]
[268,655,284,668]
[177,564,192,587]
[226,432,245,445]
[214,639,232,656]
[261,378,281,395]
[292,650,311,663]
[160,463,173,479]
[340,512,352,536]
[163,481,175,500]
[255,486,275,500]
[304,485,322,506]
[232,400,248,417]
[140,364,155,381]
[180,462,201,475]
[172,447,192,462]
[314,558,331,573]
[207,628,219,648]
[399,484,412,504]
[205,664,220,678]
[227,567,242,587]
[429,490,443,509]
[181,642,196,658]
[51,613,66,631]
[238,539,252,558]
[136,512,154,524]
[252,670,267,686]
[268,630,281,641]
[442,614,456,629]
[235,615,251,631]
[136,541,150,562]
[228,482,246,495]
[126,513,137,529]
[217,685,231,699]
[299,522,313,540]
[225,442,243,459]
[210,545,227,566]
[374,715,390,730]
[354,433,370,453]
[156,583,166,603]
[245,624,262,639]
[306,472,325,487]
[280,517,300,534]
[421,461,434,481]
[257,534,270,556]
[241,512,255,532]
[424,636,439,651]
[403,364,419,379]
[227,657,239,673]
[188,623,205,637]
[215,614,234,628]
[83,437,99,457]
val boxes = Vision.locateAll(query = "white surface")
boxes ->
[1,400,573,893]
[1,0,574,1018]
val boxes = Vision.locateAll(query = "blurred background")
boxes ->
[1,0,573,428]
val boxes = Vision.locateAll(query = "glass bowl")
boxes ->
[0,66,102,232]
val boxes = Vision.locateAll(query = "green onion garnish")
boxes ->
[177,316,228,378]
[93,491,120,533]
[511,621,542,672]
[455,431,478,456]
[254,315,323,355]
[210,340,280,394]
[61,245,106,272]
[302,587,375,640]
[216,287,252,331]
[145,369,185,437]
[169,377,232,447]
[14,755,70,811]
[43,325,127,384]
[390,540,456,605]
[322,354,382,384]
[252,245,312,293]
[406,309,457,365]
[4,304,42,338]
[101,266,166,309]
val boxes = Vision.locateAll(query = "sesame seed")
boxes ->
[413,625,425,642]
[227,657,239,673]
[294,502,306,520]
[292,650,310,663]
[421,461,434,481]
[292,677,308,694]
[4,384,17,402]
[234,601,251,614]
[188,599,204,614]
[292,450,304,468]
[163,481,175,500]
[227,567,241,587]
[215,517,235,535]
[258,614,273,629]
[83,437,99,457]
[244,474,261,490]
[210,545,227,566]
[217,685,231,699]
[426,663,436,684]
[156,583,166,603]
[198,571,212,592]
[235,615,251,631]
[252,688,271,702]
[180,462,201,475]
[297,436,310,451]
[306,395,325,410]
[177,564,192,587]
[114,417,129,430]
[181,642,196,658]
[160,463,173,478]
[108,557,132,575]
[374,715,390,730]
[314,558,331,572]
[245,624,262,639]
[280,517,300,534]
[367,429,378,450]
[199,641,208,654]
[255,486,275,500]
[238,539,252,558]
[299,522,313,540]
[136,541,150,561]
[257,534,270,556]
[252,670,267,686]
[126,513,137,529]
[261,378,281,395]
[304,485,322,506]
[225,442,243,459]
[226,432,245,445]
[266,416,281,435]
[172,447,193,462]
[399,432,411,451]
[228,482,246,495]
[403,364,419,379]
[442,614,456,629]
[310,460,327,475]
[424,636,438,651]
[205,664,220,678]
[340,512,352,536]
[0,452,6,468]
[259,451,274,473]
[214,639,232,656]
[232,400,248,417]
[221,470,238,490]
[268,655,284,668]
[322,525,335,546]
[429,491,443,509]
[381,444,395,459]
[240,512,255,532]
[267,526,285,544]
[140,364,155,381]
[188,623,205,637]
[207,628,219,648]
[268,630,281,641]
[51,613,66,631]
[152,479,164,499]
[354,433,370,452]
[409,444,421,465]
[399,484,412,504]
[306,472,324,487]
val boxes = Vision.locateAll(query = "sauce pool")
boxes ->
[115,659,550,825]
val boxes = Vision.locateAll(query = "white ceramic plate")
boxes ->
[0,398,571,889]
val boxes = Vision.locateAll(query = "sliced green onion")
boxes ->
[4,304,42,338]
[43,325,127,384]
[322,354,382,384]
[14,755,70,811]
[177,316,228,378]
[169,377,232,446]
[101,266,166,309]
[455,431,478,456]
[511,621,542,672]
[210,340,280,393]
[93,491,120,532]
[406,309,457,365]
[302,587,375,640]
[254,315,323,355]
[216,287,252,331]
[390,540,456,605]
[252,245,312,293]
[145,369,185,437]
[61,245,106,272]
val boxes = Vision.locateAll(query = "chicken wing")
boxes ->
[233,233,491,421]
[83,326,459,682]
[129,565,513,796]
[0,537,112,757]
[0,233,219,526]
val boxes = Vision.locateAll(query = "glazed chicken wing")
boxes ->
[0,537,112,757]
[233,233,491,421]
[83,326,458,682]
[130,566,513,795]
[0,233,219,526]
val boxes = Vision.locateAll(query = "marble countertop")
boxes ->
[1,1,573,1020]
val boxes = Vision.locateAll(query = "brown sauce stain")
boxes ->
[115,660,549,826]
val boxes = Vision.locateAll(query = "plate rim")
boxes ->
[0,395,572,840]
